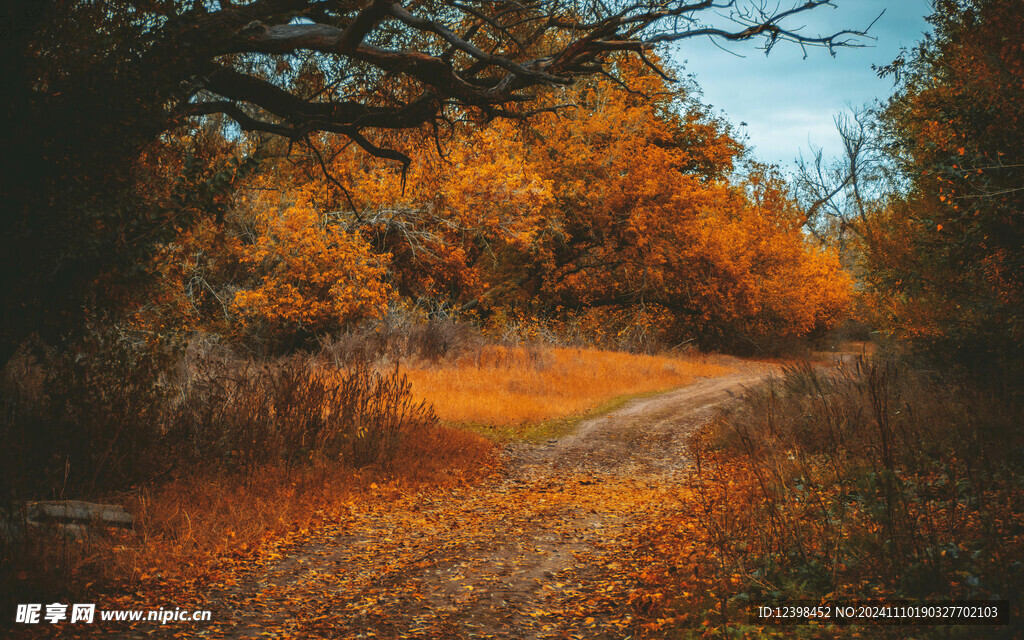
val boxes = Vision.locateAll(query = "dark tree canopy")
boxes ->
[873,0,1024,375]
[0,0,870,360]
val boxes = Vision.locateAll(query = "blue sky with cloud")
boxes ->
[670,0,934,172]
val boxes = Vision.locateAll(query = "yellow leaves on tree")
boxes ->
[195,52,853,351]
[232,202,390,333]
[440,121,554,251]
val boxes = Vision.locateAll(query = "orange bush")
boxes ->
[231,196,390,333]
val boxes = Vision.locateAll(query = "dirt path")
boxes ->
[510,363,778,479]
[108,360,778,639]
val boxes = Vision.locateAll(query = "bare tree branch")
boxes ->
[157,0,875,165]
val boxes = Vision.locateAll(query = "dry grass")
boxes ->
[2,426,494,614]
[403,345,733,429]
[628,359,1024,636]
[1,345,495,615]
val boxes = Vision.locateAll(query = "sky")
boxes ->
[670,0,934,172]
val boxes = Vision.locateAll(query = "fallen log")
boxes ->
[26,501,134,528]
[1,500,134,541]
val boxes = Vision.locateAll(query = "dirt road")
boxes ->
[107,361,777,639]
[511,364,778,478]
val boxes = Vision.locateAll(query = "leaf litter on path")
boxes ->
[80,364,777,639]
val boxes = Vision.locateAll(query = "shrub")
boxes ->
[318,309,480,366]
[174,356,438,474]
[0,332,179,499]
[1,333,448,502]
[679,360,1024,614]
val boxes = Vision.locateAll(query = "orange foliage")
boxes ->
[505,60,852,349]
[140,182,393,344]
[673,166,854,347]
[231,199,391,332]
[141,54,851,351]
[439,120,554,251]
[293,55,852,351]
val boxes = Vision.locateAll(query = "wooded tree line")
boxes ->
[797,0,1024,379]
[147,56,851,352]
[1,0,868,360]
[2,0,1020,375]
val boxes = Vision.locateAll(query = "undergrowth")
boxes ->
[0,332,493,618]
[633,359,1024,638]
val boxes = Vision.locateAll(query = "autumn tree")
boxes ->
[220,55,850,352]
[1,0,872,361]
[800,0,1024,374]
[514,70,851,350]
[880,0,1024,375]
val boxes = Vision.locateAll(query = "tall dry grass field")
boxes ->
[625,359,1024,634]
[402,345,733,428]
[0,348,494,613]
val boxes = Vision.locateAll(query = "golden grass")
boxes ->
[403,345,733,430]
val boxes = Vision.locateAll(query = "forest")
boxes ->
[1,0,1021,638]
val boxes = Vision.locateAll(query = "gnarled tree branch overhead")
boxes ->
[164,0,874,164]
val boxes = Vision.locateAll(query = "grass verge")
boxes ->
[403,345,733,433]
[448,389,670,444]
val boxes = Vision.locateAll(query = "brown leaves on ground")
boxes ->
[74,472,687,640]
[9,363,775,640]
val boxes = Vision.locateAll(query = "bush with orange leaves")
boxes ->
[231,200,391,336]
[142,184,392,350]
